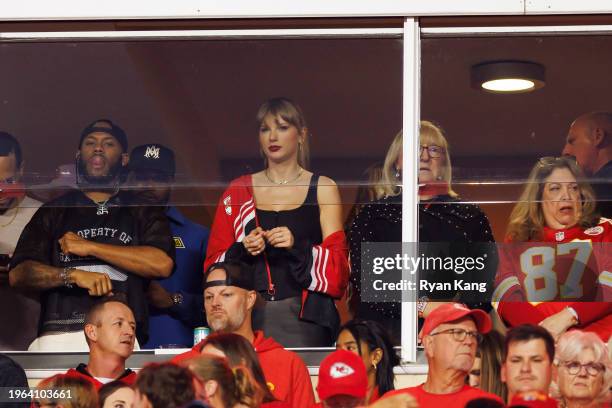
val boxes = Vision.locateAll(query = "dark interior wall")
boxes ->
[2,37,403,226]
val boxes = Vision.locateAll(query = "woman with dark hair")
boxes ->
[494,156,612,341]
[205,97,349,347]
[197,332,284,406]
[335,319,400,404]
[469,331,507,402]
[98,381,134,408]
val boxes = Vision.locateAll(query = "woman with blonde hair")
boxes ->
[205,97,348,347]
[187,354,263,408]
[494,156,612,341]
[348,121,496,342]
[552,330,611,407]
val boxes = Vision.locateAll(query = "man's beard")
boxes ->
[77,156,124,187]
[208,309,246,333]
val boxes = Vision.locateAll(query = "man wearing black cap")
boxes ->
[172,261,315,408]
[127,143,209,348]
[9,119,175,351]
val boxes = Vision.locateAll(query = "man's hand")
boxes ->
[243,227,266,256]
[70,269,113,296]
[264,226,294,249]
[539,308,577,341]
[147,281,174,309]
[59,232,94,257]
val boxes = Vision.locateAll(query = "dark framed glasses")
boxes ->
[429,328,483,344]
[420,144,445,159]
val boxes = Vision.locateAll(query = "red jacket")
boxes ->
[494,218,612,340]
[64,363,137,390]
[204,175,349,330]
[172,331,315,408]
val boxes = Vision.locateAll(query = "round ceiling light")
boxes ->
[471,61,545,94]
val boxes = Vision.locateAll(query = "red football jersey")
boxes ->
[494,218,612,340]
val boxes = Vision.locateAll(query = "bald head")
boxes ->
[563,111,612,175]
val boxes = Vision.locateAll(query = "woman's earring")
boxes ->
[372,363,377,371]
[395,167,401,179]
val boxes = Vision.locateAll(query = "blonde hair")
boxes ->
[256,97,310,169]
[378,130,402,199]
[187,355,263,408]
[418,120,457,197]
[506,156,598,242]
[36,374,98,408]
[551,331,612,406]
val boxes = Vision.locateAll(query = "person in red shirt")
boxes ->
[335,320,400,405]
[61,298,137,390]
[493,156,612,341]
[381,303,503,407]
[315,349,368,408]
[501,325,556,405]
[172,261,314,408]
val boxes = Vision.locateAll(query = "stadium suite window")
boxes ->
[0,31,405,352]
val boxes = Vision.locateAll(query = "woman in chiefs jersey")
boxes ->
[205,97,348,347]
[494,156,612,341]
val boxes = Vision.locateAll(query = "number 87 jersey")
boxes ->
[493,218,612,341]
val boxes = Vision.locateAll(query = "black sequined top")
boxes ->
[347,193,497,341]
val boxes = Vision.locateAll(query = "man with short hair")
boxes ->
[0,131,42,350]
[9,119,175,350]
[381,303,503,406]
[127,143,209,349]
[173,261,315,408]
[62,298,137,389]
[563,111,612,218]
[501,324,555,404]
[134,362,196,408]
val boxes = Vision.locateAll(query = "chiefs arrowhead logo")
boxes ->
[329,362,355,379]
[584,226,604,236]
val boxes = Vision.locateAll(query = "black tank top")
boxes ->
[256,174,322,300]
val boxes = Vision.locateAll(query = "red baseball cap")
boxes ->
[421,303,492,337]
[317,350,367,401]
[509,391,559,408]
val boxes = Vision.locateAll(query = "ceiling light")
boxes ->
[471,61,545,94]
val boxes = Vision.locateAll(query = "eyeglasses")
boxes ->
[562,361,605,376]
[429,328,482,344]
[420,145,445,159]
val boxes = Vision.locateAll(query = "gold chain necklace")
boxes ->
[0,206,19,228]
[265,168,303,185]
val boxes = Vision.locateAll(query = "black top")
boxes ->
[348,193,497,339]
[593,160,612,220]
[10,189,175,345]
[255,175,322,300]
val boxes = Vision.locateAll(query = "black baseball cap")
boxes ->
[128,143,176,177]
[79,119,128,152]
[204,261,255,291]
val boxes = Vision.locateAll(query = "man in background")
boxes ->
[9,119,174,350]
[563,111,612,218]
[0,131,42,350]
[501,325,555,405]
[127,143,209,348]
